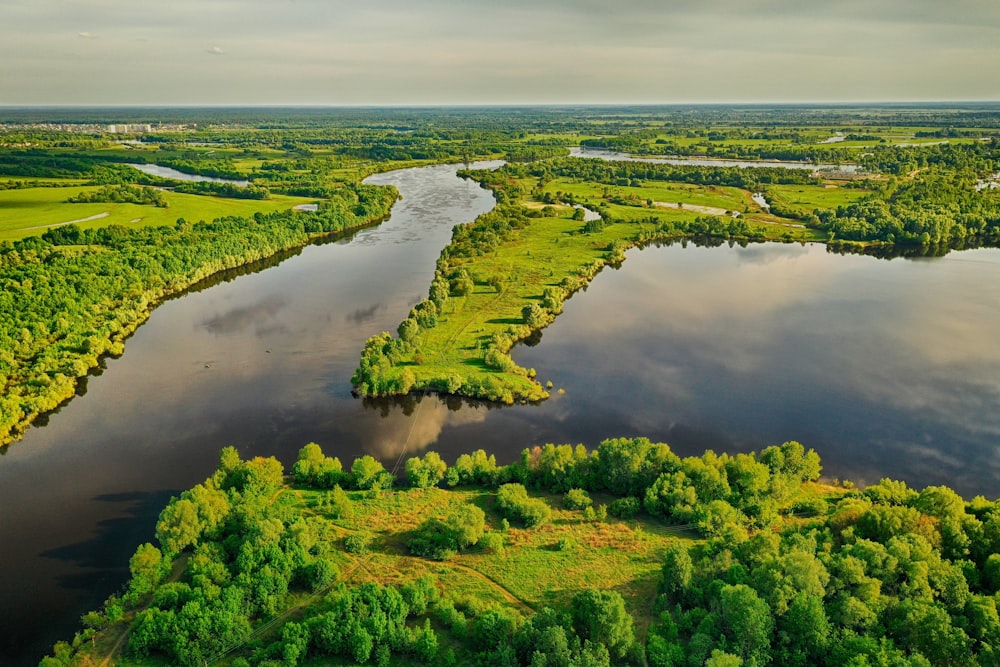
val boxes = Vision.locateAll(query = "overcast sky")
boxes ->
[0,0,998,105]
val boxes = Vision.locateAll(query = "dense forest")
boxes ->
[41,439,1000,666]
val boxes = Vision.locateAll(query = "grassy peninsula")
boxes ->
[353,139,1000,403]
[43,438,1000,666]
[351,160,828,403]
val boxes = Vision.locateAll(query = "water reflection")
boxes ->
[514,243,1000,497]
[200,294,289,335]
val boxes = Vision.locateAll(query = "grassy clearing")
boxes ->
[766,183,873,213]
[0,184,318,240]
[538,177,751,212]
[323,485,684,634]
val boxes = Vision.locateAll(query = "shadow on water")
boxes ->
[39,491,178,577]
[360,392,505,417]
[11,490,176,663]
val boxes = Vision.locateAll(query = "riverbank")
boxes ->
[0,184,398,448]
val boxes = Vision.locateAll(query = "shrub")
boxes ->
[609,497,641,519]
[408,504,486,560]
[563,488,593,510]
[344,532,372,554]
[495,483,552,527]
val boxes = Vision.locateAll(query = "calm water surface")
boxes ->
[125,163,250,186]
[0,162,998,664]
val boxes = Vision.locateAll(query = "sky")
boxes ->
[0,0,998,105]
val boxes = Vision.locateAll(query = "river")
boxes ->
[1,161,998,665]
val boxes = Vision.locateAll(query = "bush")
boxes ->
[480,532,505,555]
[344,532,372,554]
[495,483,552,527]
[609,497,641,519]
[563,488,593,510]
[408,504,486,560]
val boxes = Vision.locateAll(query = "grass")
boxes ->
[767,183,873,213]
[0,183,319,241]
[321,485,686,635]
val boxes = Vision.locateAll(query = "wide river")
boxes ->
[1,161,998,664]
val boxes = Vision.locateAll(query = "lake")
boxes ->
[0,161,997,665]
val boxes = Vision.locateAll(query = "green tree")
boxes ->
[720,584,773,667]
[570,590,635,659]
[405,451,448,488]
[156,498,202,554]
[352,455,387,490]
[522,303,547,328]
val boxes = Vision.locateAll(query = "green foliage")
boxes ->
[351,455,390,490]
[447,449,500,487]
[406,451,448,488]
[66,184,167,207]
[292,442,346,488]
[409,503,486,560]
[496,483,552,527]
[571,589,635,659]
[563,488,593,510]
[608,497,641,519]
[522,302,548,328]
[344,531,372,554]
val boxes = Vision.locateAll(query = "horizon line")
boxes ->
[2,100,1000,109]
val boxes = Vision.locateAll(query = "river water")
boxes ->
[1,161,998,664]
[125,163,251,186]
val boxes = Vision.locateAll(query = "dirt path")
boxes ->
[20,211,109,232]
[96,554,189,667]
[653,200,732,216]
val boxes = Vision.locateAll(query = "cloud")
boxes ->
[1,0,998,103]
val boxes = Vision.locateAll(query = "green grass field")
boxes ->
[767,183,873,213]
[304,485,689,637]
[0,183,319,241]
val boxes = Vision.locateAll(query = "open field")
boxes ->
[766,182,874,212]
[0,184,319,241]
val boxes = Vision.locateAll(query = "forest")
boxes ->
[41,439,1000,666]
